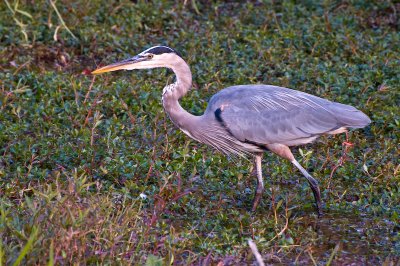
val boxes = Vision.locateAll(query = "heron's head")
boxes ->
[92,46,181,74]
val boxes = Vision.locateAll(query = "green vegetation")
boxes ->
[0,0,399,264]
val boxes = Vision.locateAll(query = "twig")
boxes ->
[327,132,354,189]
[48,0,78,40]
[90,111,103,147]
[84,76,96,103]
[307,250,318,266]
[120,99,136,125]
[4,0,32,43]
[267,200,289,244]
[248,240,265,266]
[271,185,277,225]
[271,9,282,33]
[83,92,103,127]
[13,60,31,75]
[326,242,342,266]
[324,12,332,33]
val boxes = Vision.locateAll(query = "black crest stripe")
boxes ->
[142,46,181,57]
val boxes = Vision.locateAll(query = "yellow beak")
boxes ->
[91,56,145,75]
[91,61,131,75]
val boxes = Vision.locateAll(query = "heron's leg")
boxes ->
[265,143,322,216]
[252,154,264,212]
[291,159,322,216]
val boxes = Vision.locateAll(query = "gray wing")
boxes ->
[205,85,370,146]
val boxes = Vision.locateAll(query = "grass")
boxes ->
[0,0,399,264]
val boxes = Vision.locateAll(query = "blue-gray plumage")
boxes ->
[92,45,371,216]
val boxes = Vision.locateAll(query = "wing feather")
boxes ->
[205,85,367,146]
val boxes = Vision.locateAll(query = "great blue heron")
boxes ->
[92,45,371,215]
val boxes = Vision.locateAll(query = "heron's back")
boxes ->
[201,85,370,152]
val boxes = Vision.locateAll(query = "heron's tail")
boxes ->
[331,102,371,128]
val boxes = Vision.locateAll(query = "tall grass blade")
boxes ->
[12,227,39,266]
[47,240,54,266]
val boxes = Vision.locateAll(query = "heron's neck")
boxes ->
[162,58,199,130]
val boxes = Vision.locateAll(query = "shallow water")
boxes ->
[292,210,399,264]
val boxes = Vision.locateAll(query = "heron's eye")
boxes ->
[147,54,154,59]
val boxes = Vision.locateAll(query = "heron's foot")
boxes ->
[311,185,323,217]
